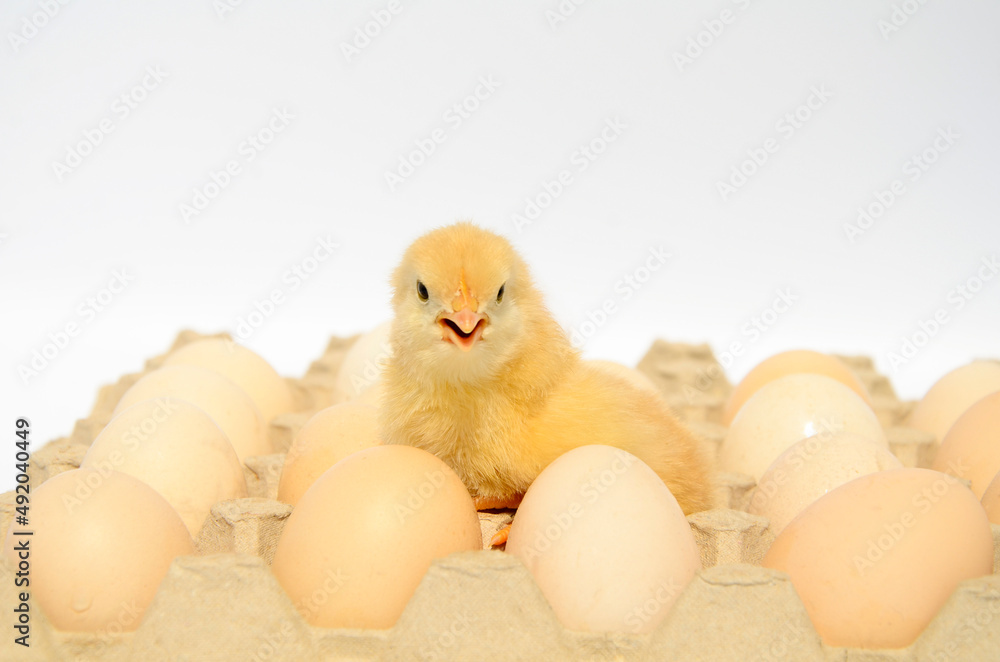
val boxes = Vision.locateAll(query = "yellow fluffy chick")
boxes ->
[379,222,715,524]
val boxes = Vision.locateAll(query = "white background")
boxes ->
[2,0,998,493]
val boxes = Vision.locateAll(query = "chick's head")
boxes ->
[389,222,533,384]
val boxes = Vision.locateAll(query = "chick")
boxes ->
[378,223,715,540]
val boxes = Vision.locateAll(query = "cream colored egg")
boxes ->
[277,403,381,506]
[353,380,385,408]
[718,373,887,481]
[585,360,661,395]
[115,365,269,461]
[981,470,1000,525]
[723,350,872,425]
[506,445,701,634]
[931,390,1000,497]
[270,445,480,628]
[3,469,193,632]
[335,321,393,400]
[82,398,248,535]
[909,360,1000,443]
[748,432,902,536]
[762,468,993,649]
[162,338,295,423]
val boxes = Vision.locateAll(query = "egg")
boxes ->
[82,398,249,535]
[718,373,887,481]
[270,445,480,628]
[353,380,385,408]
[908,360,1000,443]
[586,360,660,395]
[748,432,902,536]
[931,390,1000,497]
[162,338,295,422]
[980,470,1000,525]
[762,468,993,649]
[335,321,393,400]
[3,469,193,632]
[115,365,269,461]
[277,403,381,506]
[505,445,700,634]
[723,350,872,425]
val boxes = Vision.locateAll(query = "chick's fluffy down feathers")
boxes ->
[379,222,714,515]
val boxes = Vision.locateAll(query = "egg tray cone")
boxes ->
[2,331,999,661]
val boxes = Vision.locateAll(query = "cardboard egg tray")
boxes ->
[3,331,999,661]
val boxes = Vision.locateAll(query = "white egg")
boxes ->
[748,432,901,536]
[506,445,701,634]
[718,373,887,481]
[335,322,393,400]
[83,398,248,535]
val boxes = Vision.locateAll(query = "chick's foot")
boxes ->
[473,494,522,548]
[489,525,511,548]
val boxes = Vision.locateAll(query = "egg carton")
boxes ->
[2,332,998,661]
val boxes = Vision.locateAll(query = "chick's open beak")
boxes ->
[439,306,486,351]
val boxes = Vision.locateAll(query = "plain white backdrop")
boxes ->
[2,0,998,492]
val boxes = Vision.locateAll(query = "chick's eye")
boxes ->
[416,280,429,302]
[496,283,505,304]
